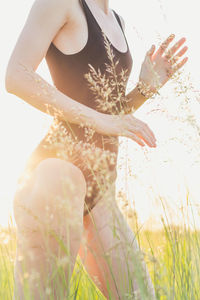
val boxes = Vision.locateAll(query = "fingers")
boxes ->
[169,46,188,65]
[126,129,157,148]
[122,115,157,148]
[165,56,188,80]
[125,125,157,147]
[165,37,186,58]
[132,119,157,147]
[124,131,145,147]
[176,45,188,58]
[133,120,157,143]
[137,129,157,147]
[147,44,156,59]
[173,56,188,72]
[154,34,175,59]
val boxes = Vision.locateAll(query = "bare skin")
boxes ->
[13,159,87,299]
[5,0,188,299]
[79,186,156,300]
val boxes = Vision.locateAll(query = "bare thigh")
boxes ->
[13,158,87,299]
[14,158,87,242]
[79,182,120,298]
[79,183,156,300]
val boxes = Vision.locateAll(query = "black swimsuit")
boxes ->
[18,0,133,216]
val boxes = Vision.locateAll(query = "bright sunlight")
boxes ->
[1,1,200,299]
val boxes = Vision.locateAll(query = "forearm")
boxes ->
[5,63,100,129]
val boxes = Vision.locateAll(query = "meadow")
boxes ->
[1,208,200,300]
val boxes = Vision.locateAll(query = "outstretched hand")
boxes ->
[139,34,189,93]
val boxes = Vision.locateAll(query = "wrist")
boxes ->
[61,102,101,130]
[136,80,160,99]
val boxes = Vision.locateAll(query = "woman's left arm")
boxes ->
[124,34,189,112]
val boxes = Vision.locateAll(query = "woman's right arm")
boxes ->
[5,0,156,148]
[5,0,101,127]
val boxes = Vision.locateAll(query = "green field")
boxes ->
[1,216,200,300]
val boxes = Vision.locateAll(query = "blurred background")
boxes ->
[0,0,200,229]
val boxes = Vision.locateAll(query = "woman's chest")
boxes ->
[51,0,129,57]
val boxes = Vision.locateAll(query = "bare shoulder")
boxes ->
[6,0,81,73]
[31,0,76,21]
[33,0,74,10]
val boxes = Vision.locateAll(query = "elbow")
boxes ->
[5,62,34,95]
[5,58,26,94]
[5,79,14,94]
[5,67,16,94]
[5,63,26,95]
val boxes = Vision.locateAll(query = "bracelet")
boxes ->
[136,80,160,98]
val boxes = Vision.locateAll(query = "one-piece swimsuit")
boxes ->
[18,0,133,216]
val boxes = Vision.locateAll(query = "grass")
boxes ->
[1,211,200,300]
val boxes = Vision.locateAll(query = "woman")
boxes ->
[5,0,188,299]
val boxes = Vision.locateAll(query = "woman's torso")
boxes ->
[24,0,133,172]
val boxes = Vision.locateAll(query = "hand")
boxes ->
[95,113,157,148]
[139,34,189,92]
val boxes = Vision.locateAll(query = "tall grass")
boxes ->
[1,206,200,299]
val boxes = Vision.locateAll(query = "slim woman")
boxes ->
[5,0,188,299]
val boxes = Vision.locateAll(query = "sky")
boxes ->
[0,0,200,229]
